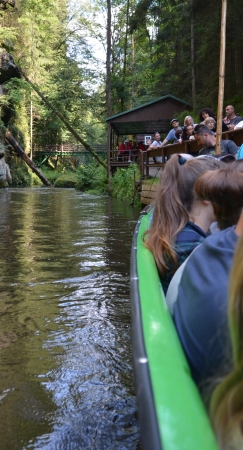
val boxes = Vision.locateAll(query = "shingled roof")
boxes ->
[106,94,191,136]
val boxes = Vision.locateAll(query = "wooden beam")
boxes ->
[216,0,227,154]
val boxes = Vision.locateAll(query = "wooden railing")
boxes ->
[144,128,243,177]
[33,143,107,153]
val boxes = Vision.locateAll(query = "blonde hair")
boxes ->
[204,116,216,126]
[184,115,195,126]
[210,232,243,449]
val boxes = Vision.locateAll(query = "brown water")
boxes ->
[0,188,141,450]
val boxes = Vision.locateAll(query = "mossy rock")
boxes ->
[54,173,78,188]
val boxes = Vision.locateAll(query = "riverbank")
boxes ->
[6,154,143,207]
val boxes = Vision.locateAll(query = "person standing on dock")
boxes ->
[194,124,238,156]
[149,132,163,163]
[162,119,180,146]
[223,105,243,130]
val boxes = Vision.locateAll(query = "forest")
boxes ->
[1,0,243,152]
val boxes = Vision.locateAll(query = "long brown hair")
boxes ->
[195,169,243,229]
[210,232,243,449]
[144,155,222,276]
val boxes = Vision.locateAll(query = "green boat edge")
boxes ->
[130,205,219,450]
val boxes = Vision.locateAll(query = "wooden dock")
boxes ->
[141,180,159,205]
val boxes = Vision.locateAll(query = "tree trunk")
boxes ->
[106,0,112,116]
[131,33,135,109]
[121,0,130,112]
[5,131,52,186]
[190,7,196,110]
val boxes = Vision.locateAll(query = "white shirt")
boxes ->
[234,121,243,129]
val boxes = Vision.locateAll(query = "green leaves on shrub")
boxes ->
[111,163,141,206]
[75,161,108,193]
[53,173,78,188]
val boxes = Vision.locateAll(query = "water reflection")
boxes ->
[0,188,140,449]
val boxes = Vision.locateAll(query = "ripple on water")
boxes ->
[0,190,141,449]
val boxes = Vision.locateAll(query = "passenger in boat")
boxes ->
[180,125,195,142]
[144,154,223,294]
[210,232,243,450]
[173,168,243,386]
[223,105,243,130]
[194,124,238,156]
[161,118,180,146]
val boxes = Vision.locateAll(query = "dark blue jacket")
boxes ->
[173,226,238,385]
[161,221,206,294]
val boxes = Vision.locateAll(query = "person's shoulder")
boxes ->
[203,226,238,251]
[234,120,243,129]
[232,116,243,124]
[183,226,236,259]
[223,139,237,146]
[167,128,176,137]
[198,146,207,155]
[223,139,238,154]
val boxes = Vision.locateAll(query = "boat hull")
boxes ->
[130,206,219,450]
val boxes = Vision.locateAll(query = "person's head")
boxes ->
[204,117,216,130]
[153,132,161,141]
[195,168,243,230]
[171,118,179,129]
[230,159,243,171]
[209,231,243,450]
[199,108,215,122]
[144,154,223,276]
[225,105,235,118]
[194,124,215,146]
[184,115,194,126]
[185,125,194,136]
[175,128,183,139]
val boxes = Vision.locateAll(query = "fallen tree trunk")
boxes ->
[18,67,108,170]
[5,131,52,186]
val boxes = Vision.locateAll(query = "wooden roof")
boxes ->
[106,95,190,136]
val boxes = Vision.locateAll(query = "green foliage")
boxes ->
[175,109,198,126]
[75,160,108,193]
[3,0,243,169]
[29,172,43,186]
[54,173,78,188]
[10,161,31,186]
[111,163,141,206]
[38,167,61,184]
[143,177,159,185]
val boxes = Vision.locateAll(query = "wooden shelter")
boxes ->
[106,94,190,174]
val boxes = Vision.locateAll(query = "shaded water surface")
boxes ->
[0,188,141,450]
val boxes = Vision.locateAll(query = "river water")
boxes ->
[0,188,141,450]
